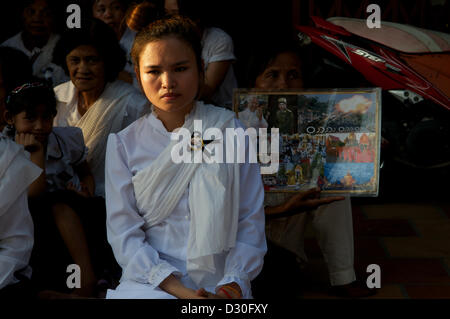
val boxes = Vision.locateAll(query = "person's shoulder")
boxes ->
[112,80,146,101]
[202,102,235,118]
[0,133,17,150]
[1,32,22,47]
[203,27,233,44]
[46,33,60,47]
[52,126,83,141]
[205,27,231,38]
[51,127,86,153]
[54,80,75,101]
[0,134,35,170]
[120,27,137,46]
[117,112,150,139]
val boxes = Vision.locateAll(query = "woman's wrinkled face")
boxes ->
[92,0,125,37]
[66,45,106,93]
[255,51,304,89]
[137,36,200,114]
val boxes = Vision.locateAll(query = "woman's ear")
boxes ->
[3,110,13,125]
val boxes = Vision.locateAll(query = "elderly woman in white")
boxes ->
[104,16,266,299]
[52,19,149,197]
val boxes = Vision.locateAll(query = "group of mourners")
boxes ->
[0,0,375,299]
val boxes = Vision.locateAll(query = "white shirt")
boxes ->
[238,107,268,130]
[201,27,238,109]
[45,127,88,192]
[1,32,69,86]
[0,135,41,289]
[105,112,267,298]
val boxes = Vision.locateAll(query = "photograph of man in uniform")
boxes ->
[275,97,294,135]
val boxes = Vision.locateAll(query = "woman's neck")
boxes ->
[78,85,106,115]
[154,102,195,132]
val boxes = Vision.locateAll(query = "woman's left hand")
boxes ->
[215,282,243,299]
[195,288,222,299]
[285,187,344,212]
[67,182,93,198]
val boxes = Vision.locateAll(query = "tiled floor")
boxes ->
[298,199,450,299]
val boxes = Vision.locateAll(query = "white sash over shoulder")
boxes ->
[131,101,240,287]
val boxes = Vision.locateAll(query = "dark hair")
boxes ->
[20,0,62,33]
[5,80,57,136]
[131,15,202,73]
[91,0,136,34]
[91,0,131,10]
[246,38,308,88]
[20,0,57,13]
[177,0,213,30]
[52,18,126,82]
[125,0,165,32]
[0,47,33,93]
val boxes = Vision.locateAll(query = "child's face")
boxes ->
[137,36,200,114]
[8,104,54,144]
[92,0,125,37]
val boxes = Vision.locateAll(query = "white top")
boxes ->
[1,32,69,86]
[45,127,88,192]
[238,107,268,130]
[201,27,238,109]
[0,134,41,289]
[105,111,267,299]
[119,27,140,90]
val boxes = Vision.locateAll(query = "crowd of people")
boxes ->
[0,0,375,299]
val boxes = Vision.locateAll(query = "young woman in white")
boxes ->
[105,16,266,299]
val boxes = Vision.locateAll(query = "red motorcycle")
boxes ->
[295,17,450,176]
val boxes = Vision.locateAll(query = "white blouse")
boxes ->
[105,112,267,299]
